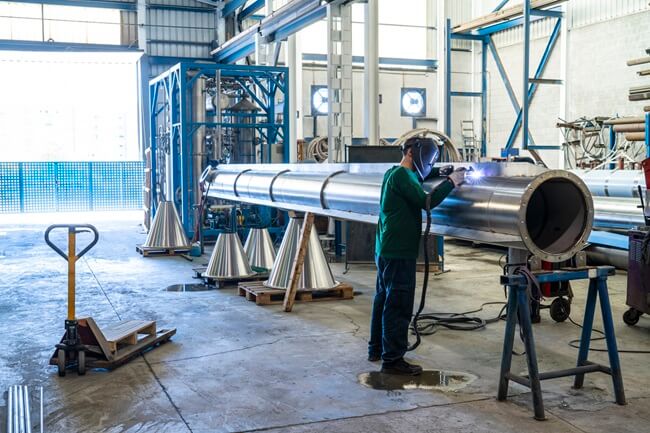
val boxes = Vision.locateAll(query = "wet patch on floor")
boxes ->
[358,370,476,392]
[165,283,214,292]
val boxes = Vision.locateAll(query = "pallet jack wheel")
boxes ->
[550,297,571,322]
[57,349,66,377]
[77,350,86,376]
[623,308,641,326]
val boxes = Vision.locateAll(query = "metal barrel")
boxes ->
[209,163,594,263]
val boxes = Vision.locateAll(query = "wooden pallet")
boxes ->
[192,267,269,288]
[238,281,354,306]
[136,244,190,257]
[102,320,157,353]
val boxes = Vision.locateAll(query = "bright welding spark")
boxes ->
[468,169,484,181]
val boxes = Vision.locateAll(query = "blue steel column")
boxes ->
[445,18,452,136]
[178,66,190,234]
[481,39,487,157]
[282,70,290,163]
[522,0,531,150]
[149,81,159,215]
[645,112,650,158]
[609,125,617,169]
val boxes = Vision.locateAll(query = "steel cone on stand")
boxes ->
[265,218,337,290]
[143,201,191,249]
[244,228,276,272]
[203,232,255,280]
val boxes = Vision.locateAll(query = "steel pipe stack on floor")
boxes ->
[209,163,594,263]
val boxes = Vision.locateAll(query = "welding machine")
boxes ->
[622,158,650,326]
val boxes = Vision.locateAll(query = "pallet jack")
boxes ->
[45,224,176,377]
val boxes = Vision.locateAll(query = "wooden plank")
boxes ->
[603,117,646,125]
[283,213,314,312]
[629,92,650,101]
[453,0,565,34]
[627,56,650,66]
[103,320,156,352]
[613,123,646,133]
[624,132,646,142]
[644,106,650,112]
[638,69,650,76]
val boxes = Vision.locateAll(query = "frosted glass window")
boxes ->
[0,2,42,41]
[298,0,429,60]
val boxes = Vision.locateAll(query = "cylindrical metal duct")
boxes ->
[592,196,646,230]
[586,246,628,270]
[228,98,259,163]
[193,76,207,220]
[209,163,594,262]
[572,169,646,198]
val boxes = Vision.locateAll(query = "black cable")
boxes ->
[411,302,507,336]
[566,314,650,354]
[407,186,507,351]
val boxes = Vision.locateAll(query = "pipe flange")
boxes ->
[233,169,252,197]
[517,170,594,263]
[269,169,290,202]
[320,170,346,209]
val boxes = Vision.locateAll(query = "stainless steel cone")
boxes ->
[143,201,191,249]
[203,232,255,279]
[265,218,337,290]
[244,228,276,271]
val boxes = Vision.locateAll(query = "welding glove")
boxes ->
[438,165,455,176]
[447,168,466,187]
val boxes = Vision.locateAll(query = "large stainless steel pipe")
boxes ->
[572,169,646,198]
[209,163,594,262]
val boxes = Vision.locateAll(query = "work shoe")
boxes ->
[368,354,381,362]
[381,358,423,376]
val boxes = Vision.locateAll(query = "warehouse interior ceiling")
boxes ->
[0,50,143,162]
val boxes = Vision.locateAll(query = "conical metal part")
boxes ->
[143,201,191,249]
[265,218,337,290]
[244,228,276,272]
[203,232,255,280]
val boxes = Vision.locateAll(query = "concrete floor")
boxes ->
[1,212,649,433]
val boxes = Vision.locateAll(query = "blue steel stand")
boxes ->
[498,266,625,420]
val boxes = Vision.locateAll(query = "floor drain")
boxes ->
[358,370,474,391]
[165,283,214,292]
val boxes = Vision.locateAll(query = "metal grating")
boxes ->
[0,161,144,213]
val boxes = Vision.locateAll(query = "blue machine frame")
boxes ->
[445,0,564,158]
[148,62,290,236]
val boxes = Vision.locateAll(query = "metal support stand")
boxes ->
[498,266,625,420]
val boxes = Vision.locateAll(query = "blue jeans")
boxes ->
[368,255,417,362]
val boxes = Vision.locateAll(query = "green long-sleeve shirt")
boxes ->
[375,166,454,259]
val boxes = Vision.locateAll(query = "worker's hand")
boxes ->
[439,165,454,176]
[448,169,466,187]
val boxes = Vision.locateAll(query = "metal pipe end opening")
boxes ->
[519,170,594,262]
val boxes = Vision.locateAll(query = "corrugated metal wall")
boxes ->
[146,2,216,59]
[490,0,650,47]
[569,0,649,28]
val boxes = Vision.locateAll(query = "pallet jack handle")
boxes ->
[44,224,99,320]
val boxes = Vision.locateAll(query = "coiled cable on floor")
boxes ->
[407,194,507,351]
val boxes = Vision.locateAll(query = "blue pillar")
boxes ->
[609,125,617,169]
[481,39,488,157]
[645,112,650,158]
[522,0,531,150]
[445,18,452,136]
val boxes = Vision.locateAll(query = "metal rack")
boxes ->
[148,62,289,236]
[445,0,565,159]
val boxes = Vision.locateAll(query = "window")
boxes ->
[311,85,328,116]
[401,88,426,117]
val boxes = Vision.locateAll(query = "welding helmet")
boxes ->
[402,136,440,181]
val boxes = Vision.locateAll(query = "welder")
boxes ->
[368,136,466,375]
